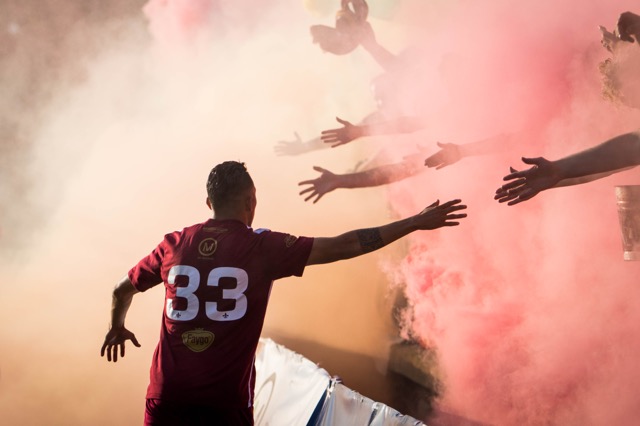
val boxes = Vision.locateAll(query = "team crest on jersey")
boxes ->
[284,234,298,247]
[182,328,215,352]
[198,238,218,257]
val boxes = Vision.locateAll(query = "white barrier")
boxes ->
[254,338,426,426]
[315,381,425,426]
[254,338,331,426]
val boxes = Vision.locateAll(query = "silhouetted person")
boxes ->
[101,161,467,425]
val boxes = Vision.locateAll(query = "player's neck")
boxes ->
[213,211,249,226]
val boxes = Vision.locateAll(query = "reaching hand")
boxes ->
[321,117,364,147]
[298,166,340,203]
[414,199,467,230]
[275,132,309,156]
[494,157,562,205]
[424,142,462,169]
[101,326,141,362]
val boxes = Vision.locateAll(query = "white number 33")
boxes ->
[166,265,248,322]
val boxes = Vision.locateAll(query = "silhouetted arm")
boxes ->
[100,276,141,362]
[425,133,511,170]
[298,159,424,203]
[321,116,424,147]
[307,199,467,265]
[359,21,397,71]
[495,131,640,205]
[275,132,328,156]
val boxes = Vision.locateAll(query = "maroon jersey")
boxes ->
[128,219,314,408]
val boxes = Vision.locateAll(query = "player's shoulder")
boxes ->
[253,227,310,249]
[162,220,211,244]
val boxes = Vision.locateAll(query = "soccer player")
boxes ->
[100,160,467,426]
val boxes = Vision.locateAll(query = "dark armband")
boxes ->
[357,228,384,253]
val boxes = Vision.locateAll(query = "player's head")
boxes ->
[206,161,257,225]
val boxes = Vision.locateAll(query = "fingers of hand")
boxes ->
[503,169,528,180]
[446,213,468,220]
[444,205,467,214]
[321,132,339,141]
[424,157,440,167]
[313,193,324,204]
[496,191,519,203]
[499,179,525,191]
[438,199,463,209]
[105,344,117,362]
[506,189,536,205]
[301,188,316,199]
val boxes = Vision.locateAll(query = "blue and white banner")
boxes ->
[315,382,425,426]
[254,338,331,426]
[254,338,426,426]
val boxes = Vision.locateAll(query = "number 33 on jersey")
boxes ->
[166,265,248,322]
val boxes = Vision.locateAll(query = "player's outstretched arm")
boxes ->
[306,199,467,265]
[101,276,141,363]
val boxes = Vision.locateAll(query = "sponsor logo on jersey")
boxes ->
[198,238,218,257]
[182,328,215,352]
[284,234,298,248]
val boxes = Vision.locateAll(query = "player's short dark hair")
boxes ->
[206,161,254,209]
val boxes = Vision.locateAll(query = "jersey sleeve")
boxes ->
[261,231,314,280]
[128,235,172,292]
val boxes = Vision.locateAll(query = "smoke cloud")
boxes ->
[380,0,640,425]
[3,0,640,425]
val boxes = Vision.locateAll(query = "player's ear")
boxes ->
[206,197,212,210]
[244,194,253,212]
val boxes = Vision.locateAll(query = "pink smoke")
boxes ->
[382,0,640,424]
[5,0,640,425]
[144,0,217,48]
